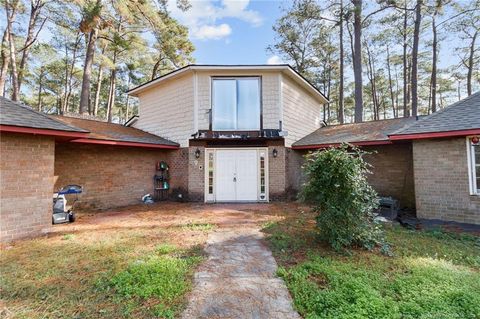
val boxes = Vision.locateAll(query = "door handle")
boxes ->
[233,177,237,182]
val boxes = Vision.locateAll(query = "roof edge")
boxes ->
[292,140,392,149]
[389,128,480,140]
[0,97,88,133]
[69,138,179,149]
[0,124,90,138]
[127,64,329,103]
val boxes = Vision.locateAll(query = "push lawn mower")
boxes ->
[52,185,83,224]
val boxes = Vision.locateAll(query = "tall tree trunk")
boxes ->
[79,28,98,114]
[457,80,461,101]
[395,65,400,116]
[0,29,10,96]
[466,30,478,96]
[5,1,19,101]
[65,34,80,113]
[403,0,409,117]
[37,66,44,111]
[93,45,106,116]
[338,0,345,124]
[411,0,422,117]
[106,50,117,123]
[430,15,438,113]
[407,57,411,112]
[106,68,116,122]
[61,36,69,114]
[352,0,363,123]
[366,43,377,120]
[386,45,396,118]
[18,0,46,93]
[93,64,103,116]
[327,57,332,122]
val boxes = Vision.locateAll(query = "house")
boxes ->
[293,91,480,225]
[1,65,479,242]
[0,97,178,242]
[292,117,418,208]
[127,64,329,202]
[390,92,480,224]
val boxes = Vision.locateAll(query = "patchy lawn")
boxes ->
[262,208,480,319]
[0,202,287,318]
[0,204,217,318]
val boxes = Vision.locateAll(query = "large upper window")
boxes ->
[468,137,480,195]
[212,77,260,130]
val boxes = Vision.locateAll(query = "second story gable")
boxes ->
[128,65,328,147]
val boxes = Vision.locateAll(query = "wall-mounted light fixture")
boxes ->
[272,148,278,158]
[195,148,201,159]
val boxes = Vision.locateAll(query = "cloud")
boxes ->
[194,24,232,40]
[267,55,283,65]
[221,0,263,27]
[168,0,263,40]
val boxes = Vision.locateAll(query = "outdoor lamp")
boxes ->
[272,148,278,158]
[195,148,201,159]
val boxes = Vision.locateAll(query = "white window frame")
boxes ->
[211,77,262,131]
[467,136,480,195]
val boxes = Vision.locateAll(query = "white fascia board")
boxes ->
[128,65,329,105]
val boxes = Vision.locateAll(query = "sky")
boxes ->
[167,0,285,65]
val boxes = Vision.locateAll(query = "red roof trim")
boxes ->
[389,128,480,140]
[0,125,89,138]
[291,140,392,150]
[69,138,179,149]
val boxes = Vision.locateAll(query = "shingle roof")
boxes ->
[51,115,179,147]
[293,117,418,147]
[392,92,480,136]
[0,97,87,132]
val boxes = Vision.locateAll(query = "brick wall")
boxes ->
[188,146,205,201]
[54,143,172,210]
[286,144,415,208]
[413,138,480,224]
[269,146,286,200]
[363,143,415,208]
[167,147,189,196]
[286,148,307,197]
[1,133,55,242]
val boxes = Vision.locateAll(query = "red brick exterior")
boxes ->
[1,133,55,242]
[269,145,287,200]
[363,143,415,208]
[188,146,205,201]
[286,143,415,208]
[413,138,480,224]
[54,143,172,210]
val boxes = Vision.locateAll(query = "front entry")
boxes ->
[205,148,268,202]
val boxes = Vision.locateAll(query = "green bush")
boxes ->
[300,144,384,251]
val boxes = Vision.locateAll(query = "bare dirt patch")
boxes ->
[1,202,302,318]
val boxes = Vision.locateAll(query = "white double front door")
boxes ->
[208,149,266,202]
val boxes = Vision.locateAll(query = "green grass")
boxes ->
[0,226,208,318]
[178,222,216,232]
[105,245,203,318]
[263,213,480,319]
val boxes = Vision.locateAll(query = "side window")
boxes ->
[468,137,480,195]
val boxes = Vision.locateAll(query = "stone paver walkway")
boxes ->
[182,227,301,319]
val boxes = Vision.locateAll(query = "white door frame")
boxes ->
[204,147,269,203]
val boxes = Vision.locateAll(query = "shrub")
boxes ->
[300,144,384,251]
